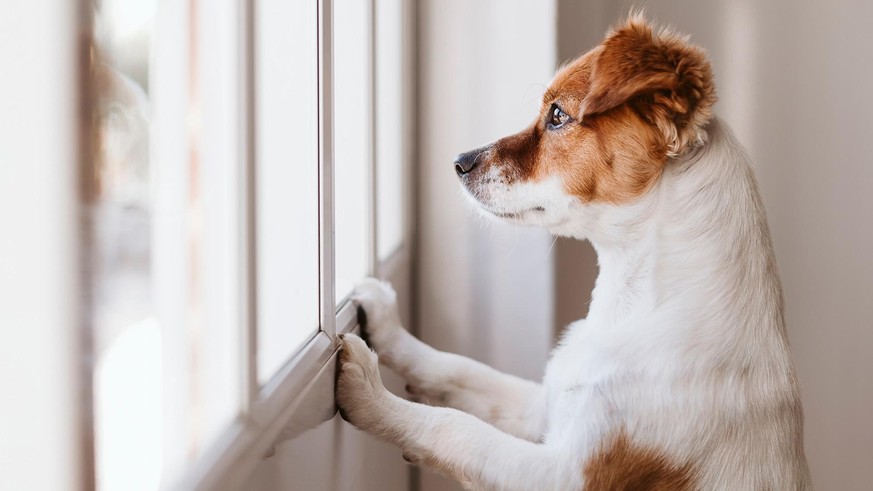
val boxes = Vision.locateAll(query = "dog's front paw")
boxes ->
[352,278,403,353]
[336,334,390,432]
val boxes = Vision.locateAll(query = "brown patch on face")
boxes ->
[537,102,670,203]
[485,54,670,204]
[458,14,715,206]
[584,430,695,491]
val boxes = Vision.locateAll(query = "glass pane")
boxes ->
[334,0,372,302]
[375,0,405,259]
[255,0,320,383]
[90,0,244,487]
[90,2,162,489]
[193,0,245,450]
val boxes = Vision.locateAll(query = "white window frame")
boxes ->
[145,0,416,488]
[0,1,91,489]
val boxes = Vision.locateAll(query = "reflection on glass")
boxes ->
[90,0,243,487]
[255,0,320,384]
[91,1,161,489]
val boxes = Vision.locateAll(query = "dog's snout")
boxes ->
[454,147,488,177]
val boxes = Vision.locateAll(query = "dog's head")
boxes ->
[456,15,716,238]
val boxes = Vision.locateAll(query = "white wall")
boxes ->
[0,1,85,489]
[558,1,873,489]
[416,1,557,489]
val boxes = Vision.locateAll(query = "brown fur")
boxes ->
[583,430,695,491]
[582,14,717,156]
[465,14,716,204]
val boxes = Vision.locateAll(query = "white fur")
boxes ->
[336,118,812,490]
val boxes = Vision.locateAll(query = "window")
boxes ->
[85,0,413,489]
[254,0,321,384]
[91,0,245,486]
[375,0,407,261]
[334,0,373,302]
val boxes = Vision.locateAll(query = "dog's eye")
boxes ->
[548,104,570,129]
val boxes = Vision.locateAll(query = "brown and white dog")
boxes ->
[337,14,811,490]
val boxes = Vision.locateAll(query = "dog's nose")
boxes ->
[454,147,488,176]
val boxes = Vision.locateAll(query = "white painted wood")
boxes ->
[0,0,84,489]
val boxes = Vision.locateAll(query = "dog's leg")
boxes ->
[337,334,574,491]
[352,279,546,441]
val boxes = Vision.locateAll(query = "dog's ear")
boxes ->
[581,14,716,156]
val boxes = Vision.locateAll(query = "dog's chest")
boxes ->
[547,344,603,392]
[543,323,628,415]
[542,320,670,422]
[539,325,633,448]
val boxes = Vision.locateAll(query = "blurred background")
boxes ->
[1,0,871,490]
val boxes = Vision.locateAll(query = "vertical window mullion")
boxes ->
[319,0,337,341]
[240,0,258,412]
[401,0,415,253]
[368,0,379,276]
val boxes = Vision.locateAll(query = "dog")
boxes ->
[337,14,812,490]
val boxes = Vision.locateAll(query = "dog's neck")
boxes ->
[584,200,662,326]
[582,118,786,337]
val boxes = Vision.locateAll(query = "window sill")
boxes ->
[175,300,360,490]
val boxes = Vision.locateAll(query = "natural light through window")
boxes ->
[85,0,412,487]
[91,1,161,489]
[375,0,406,260]
[92,0,244,487]
[255,0,320,384]
[334,0,372,302]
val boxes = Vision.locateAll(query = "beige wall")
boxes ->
[558,1,873,489]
